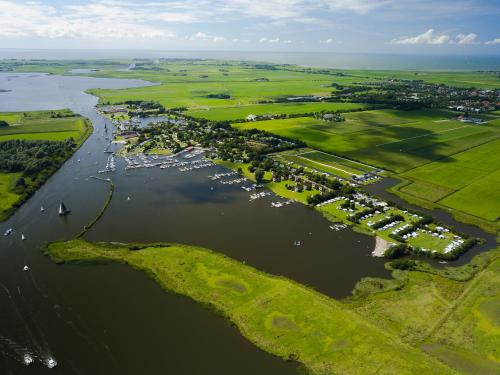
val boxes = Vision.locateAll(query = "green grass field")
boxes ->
[46,239,456,375]
[233,109,500,173]
[186,102,368,121]
[347,248,500,374]
[399,139,500,223]
[0,111,87,142]
[0,173,22,216]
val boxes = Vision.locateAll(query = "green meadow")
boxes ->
[347,247,500,375]
[398,138,500,224]
[233,109,500,173]
[0,110,88,143]
[90,79,335,109]
[186,102,367,121]
[0,173,22,217]
[46,239,456,375]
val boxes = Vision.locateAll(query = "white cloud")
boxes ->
[455,33,477,44]
[391,29,450,45]
[0,0,176,39]
[485,38,500,45]
[259,37,282,43]
[323,0,391,14]
[188,32,225,42]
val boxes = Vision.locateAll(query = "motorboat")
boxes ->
[23,265,29,271]
[4,228,13,236]
[45,357,57,368]
[23,353,34,366]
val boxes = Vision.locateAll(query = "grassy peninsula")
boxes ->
[46,239,456,375]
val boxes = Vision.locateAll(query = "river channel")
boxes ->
[0,71,489,374]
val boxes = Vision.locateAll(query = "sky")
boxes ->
[0,0,499,54]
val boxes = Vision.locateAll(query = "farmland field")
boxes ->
[186,102,367,121]
[233,109,500,173]
[278,149,378,180]
[399,139,500,223]
[0,110,88,143]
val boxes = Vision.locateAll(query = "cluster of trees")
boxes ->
[371,214,404,230]
[0,139,77,212]
[0,139,75,178]
[348,206,383,223]
[206,93,231,99]
[306,183,355,205]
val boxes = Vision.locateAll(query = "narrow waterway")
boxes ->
[0,72,393,374]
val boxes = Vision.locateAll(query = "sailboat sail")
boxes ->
[59,201,70,215]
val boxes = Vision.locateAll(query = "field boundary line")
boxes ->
[376,125,470,147]
[297,150,379,171]
[293,155,360,176]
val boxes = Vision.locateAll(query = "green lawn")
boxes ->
[46,239,456,375]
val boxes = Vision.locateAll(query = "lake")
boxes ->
[0,72,393,374]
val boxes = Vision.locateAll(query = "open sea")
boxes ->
[0,49,499,71]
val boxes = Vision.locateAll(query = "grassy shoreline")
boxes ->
[45,238,456,375]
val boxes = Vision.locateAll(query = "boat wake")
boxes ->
[0,283,57,368]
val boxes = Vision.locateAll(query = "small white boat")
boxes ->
[45,357,57,368]
[23,353,34,366]
[40,206,45,212]
[21,234,26,241]
[23,265,29,271]
[127,197,131,201]
[4,228,13,236]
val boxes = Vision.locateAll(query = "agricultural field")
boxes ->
[90,79,336,110]
[46,239,456,375]
[0,110,88,142]
[277,148,380,180]
[233,109,500,173]
[348,69,500,90]
[186,102,367,121]
[397,138,500,225]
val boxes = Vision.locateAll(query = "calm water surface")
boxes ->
[0,72,393,374]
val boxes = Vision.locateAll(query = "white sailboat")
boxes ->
[40,206,44,212]
[58,201,70,216]
[21,234,26,241]
[23,265,29,271]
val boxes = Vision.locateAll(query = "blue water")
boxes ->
[1,49,499,71]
